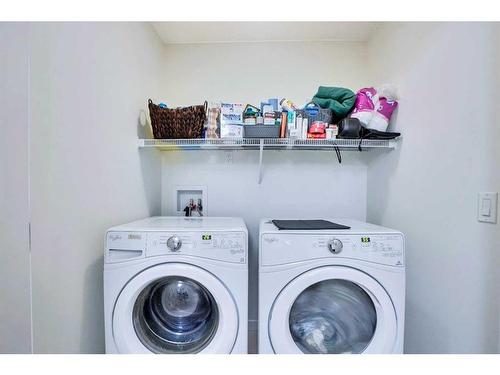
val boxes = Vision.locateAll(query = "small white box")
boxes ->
[221,123,244,138]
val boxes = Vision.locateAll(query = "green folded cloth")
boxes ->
[312,86,356,123]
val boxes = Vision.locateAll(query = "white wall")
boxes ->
[0,22,32,353]
[366,23,500,353]
[29,22,164,353]
[159,41,373,334]
[161,41,368,106]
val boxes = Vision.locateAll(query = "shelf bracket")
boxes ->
[258,139,264,184]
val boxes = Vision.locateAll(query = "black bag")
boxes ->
[360,127,400,140]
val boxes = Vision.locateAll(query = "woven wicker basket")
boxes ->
[148,99,207,139]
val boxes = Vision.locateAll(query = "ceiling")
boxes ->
[152,22,380,44]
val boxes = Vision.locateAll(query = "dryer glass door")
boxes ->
[269,266,397,354]
[289,279,376,354]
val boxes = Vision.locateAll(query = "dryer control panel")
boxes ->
[261,233,404,267]
[146,231,246,264]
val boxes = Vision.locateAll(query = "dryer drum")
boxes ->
[133,276,219,353]
[289,279,377,354]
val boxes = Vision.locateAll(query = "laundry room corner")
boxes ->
[2,6,500,364]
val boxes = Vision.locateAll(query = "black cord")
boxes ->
[358,137,363,152]
[334,145,342,164]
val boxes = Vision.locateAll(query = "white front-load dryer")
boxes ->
[104,216,248,354]
[258,219,405,354]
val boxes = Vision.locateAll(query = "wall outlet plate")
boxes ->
[173,185,207,216]
[477,192,497,224]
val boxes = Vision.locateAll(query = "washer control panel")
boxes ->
[261,233,404,267]
[147,231,246,263]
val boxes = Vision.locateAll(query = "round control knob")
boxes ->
[167,236,182,252]
[328,239,343,254]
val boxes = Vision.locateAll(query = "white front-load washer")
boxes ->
[258,219,405,354]
[104,216,248,354]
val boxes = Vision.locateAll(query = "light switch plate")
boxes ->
[478,192,497,224]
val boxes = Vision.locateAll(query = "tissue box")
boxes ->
[221,123,244,138]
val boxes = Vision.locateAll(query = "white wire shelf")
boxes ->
[138,138,398,151]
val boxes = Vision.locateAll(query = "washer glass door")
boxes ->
[133,276,219,354]
[112,263,239,354]
[289,279,376,354]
